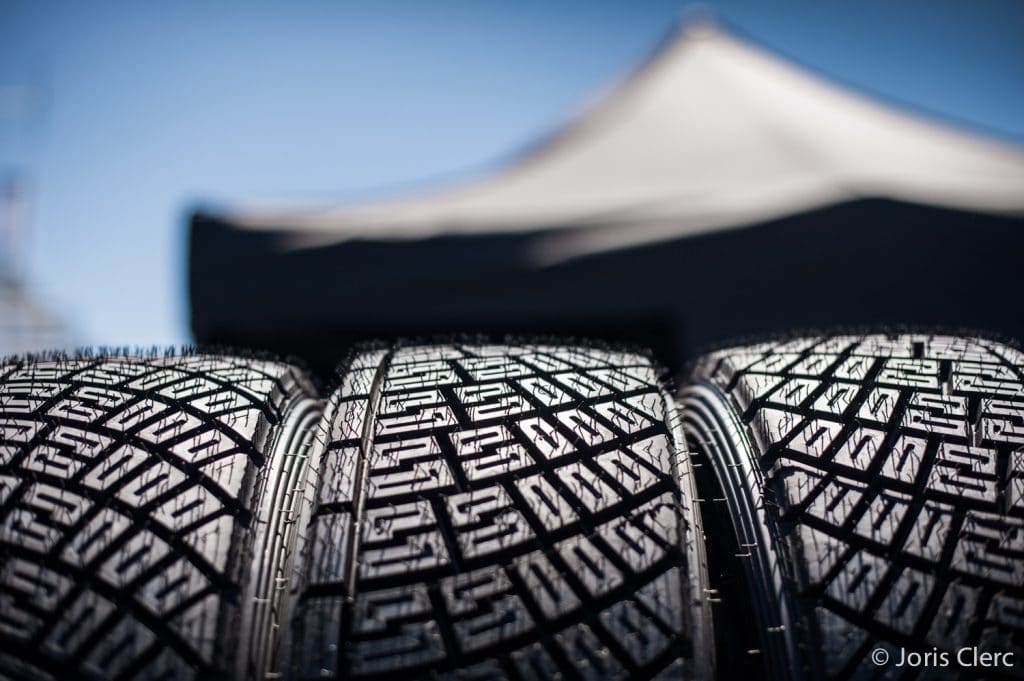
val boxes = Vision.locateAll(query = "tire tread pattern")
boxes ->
[0,353,316,679]
[689,334,1024,679]
[293,344,707,680]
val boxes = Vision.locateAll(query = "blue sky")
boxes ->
[1,1,1022,349]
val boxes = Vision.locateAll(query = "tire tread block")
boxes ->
[295,344,703,679]
[693,334,1024,678]
[0,354,313,679]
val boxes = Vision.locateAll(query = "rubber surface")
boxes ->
[0,353,319,680]
[681,334,1024,680]
[289,343,712,680]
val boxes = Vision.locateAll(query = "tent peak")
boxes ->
[642,8,726,65]
[676,8,721,37]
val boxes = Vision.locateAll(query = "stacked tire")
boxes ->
[0,335,1020,679]
[683,334,1024,680]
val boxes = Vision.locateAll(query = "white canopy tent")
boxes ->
[190,20,1024,373]
[225,20,1024,262]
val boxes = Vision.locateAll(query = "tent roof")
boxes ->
[220,20,1024,260]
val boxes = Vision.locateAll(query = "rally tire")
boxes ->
[681,334,1024,680]
[287,343,713,680]
[0,353,320,680]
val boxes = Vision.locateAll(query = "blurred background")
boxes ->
[1,1,1023,357]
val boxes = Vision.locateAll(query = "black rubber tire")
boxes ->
[286,343,713,680]
[0,353,321,680]
[680,334,1024,680]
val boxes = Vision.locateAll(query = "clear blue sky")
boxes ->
[2,1,1022,349]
